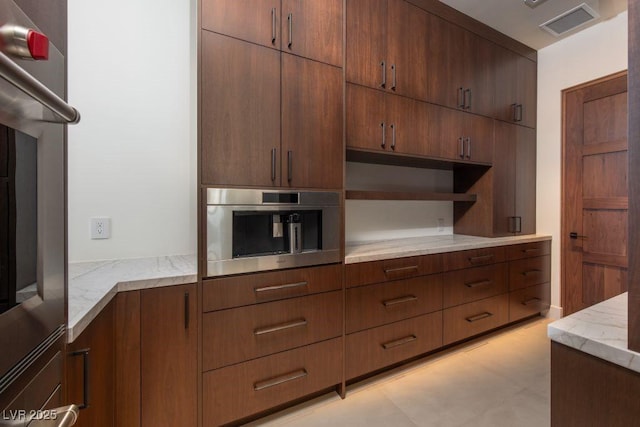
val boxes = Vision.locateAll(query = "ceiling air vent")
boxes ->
[540,3,600,36]
[524,0,550,9]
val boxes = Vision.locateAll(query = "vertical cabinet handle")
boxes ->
[270,148,277,182]
[380,61,386,88]
[391,64,396,91]
[458,137,464,158]
[517,104,523,122]
[271,8,277,45]
[465,137,471,159]
[380,122,386,148]
[287,150,293,182]
[287,13,293,49]
[457,87,465,108]
[390,124,396,150]
[512,103,518,122]
[464,89,472,109]
[184,292,190,329]
[70,349,91,410]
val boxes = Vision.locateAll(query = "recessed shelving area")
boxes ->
[345,190,477,202]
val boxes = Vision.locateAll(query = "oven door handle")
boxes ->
[0,51,81,124]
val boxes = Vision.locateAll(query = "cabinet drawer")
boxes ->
[509,282,550,322]
[346,275,443,333]
[345,254,443,288]
[346,312,442,380]
[203,264,342,312]
[203,291,342,370]
[509,255,551,291]
[203,338,342,426]
[443,247,505,271]
[443,294,509,345]
[506,240,551,261]
[443,263,508,308]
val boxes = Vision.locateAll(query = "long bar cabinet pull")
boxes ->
[457,87,465,108]
[254,281,308,293]
[522,248,540,254]
[465,280,492,289]
[465,137,471,159]
[184,292,190,329]
[383,265,419,274]
[522,297,541,306]
[512,103,518,122]
[516,104,523,122]
[391,64,397,91]
[466,312,493,323]
[271,148,277,182]
[381,122,386,148]
[287,150,293,182]
[254,318,307,336]
[380,61,386,88]
[521,269,541,277]
[464,88,472,109]
[287,13,293,49]
[69,349,91,410]
[458,137,465,158]
[382,295,418,307]
[468,254,494,264]
[390,123,396,150]
[271,8,277,44]
[382,335,417,350]
[254,369,307,391]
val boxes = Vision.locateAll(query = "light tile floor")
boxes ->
[246,317,551,427]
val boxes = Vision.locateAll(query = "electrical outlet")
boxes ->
[91,217,111,239]
[437,218,445,232]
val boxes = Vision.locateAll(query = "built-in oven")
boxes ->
[206,188,341,277]
[0,0,81,423]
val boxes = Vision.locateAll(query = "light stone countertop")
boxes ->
[345,234,552,264]
[547,293,640,373]
[67,255,197,343]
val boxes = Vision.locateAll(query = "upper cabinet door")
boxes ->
[387,0,429,101]
[346,84,387,152]
[467,35,496,118]
[346,0,388,89]
[463,113,494,165]
[494,46,518,123]
[517,56,537,129]
[282,0,343,67]
[426,13,453,108]
[202,0,282,50]
[201,32,281,186]
[281,54,343,189]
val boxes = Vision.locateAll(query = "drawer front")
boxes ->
[509,255,551,291]
[203,338,342,426]
[506,240,551,261]
[509,282,551,322]
[345,254,443,288]
[203,264,342,312]
[443,247,506,271]
[443,263,508,308]
[443,294,509,345]
[346,275,443,333]
[203,291,342,371]
[346,312,443,380]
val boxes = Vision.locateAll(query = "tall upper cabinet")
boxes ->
[201,0,343,189]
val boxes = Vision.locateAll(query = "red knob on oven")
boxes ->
[0,24,49,60]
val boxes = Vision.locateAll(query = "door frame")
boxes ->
[560,69,628,312]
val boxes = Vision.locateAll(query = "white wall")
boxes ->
[67,0,197,262]
[537,11,628,317]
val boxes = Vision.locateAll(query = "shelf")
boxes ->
[345,190,477,202]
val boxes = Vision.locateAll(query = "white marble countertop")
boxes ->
[67,255,197,343]
[345,234,552,264]
[548,293,640,373]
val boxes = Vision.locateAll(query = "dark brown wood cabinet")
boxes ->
[495,46,537,128]
[202,0,342,67]
[66,301,115,427]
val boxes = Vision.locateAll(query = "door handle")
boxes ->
[391,64,397,91]
[270,148,277,182]
[380,61,386,88]
[287,13,293,49]
[465,137,471,159]
[287,150,293,183]
[569,232,588,239]
[69,349,91,410]
[390,123,396,150]
[464,88,472,109]
[517,104,523,122]
[381,122,386,148]
[457,87,465,108]
[271,8,277,45]
[458,137,465,158]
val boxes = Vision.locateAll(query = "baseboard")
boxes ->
[546,305,563,320]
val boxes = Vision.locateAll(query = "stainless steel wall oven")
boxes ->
[206,189,341,277]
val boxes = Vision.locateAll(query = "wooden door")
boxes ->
[141,284,198,427]
[385,94,427,157]
[386,0,429,100]
[467,34,496,118]
[493,121,517,236]
[282,0,343,66]
[345,84,387,152]
[517,55,537,128]
[447,24,471,111]
[494,46,519,123]
[516,125,536,234]
[563,72,628,315]
[201,32,281,186]
[435,107,464,161]
[345,0,387,89]
[463,113,494,164]
[425,13,453,108]
[201,0,281,50]
[281,54,343,189]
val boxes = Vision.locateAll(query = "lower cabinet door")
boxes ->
[443,294,509,345]
[346,312,443,380]
[509,282,550,322]
[202,338,342,426]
